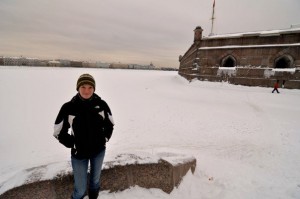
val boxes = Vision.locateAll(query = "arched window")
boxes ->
[274,55,293,68]
[221,55,236,67]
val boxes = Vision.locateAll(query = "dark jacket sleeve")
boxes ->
[53,103,74,148]
[102,101,114,141]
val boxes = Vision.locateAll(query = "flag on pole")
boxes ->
[210,0,216,36]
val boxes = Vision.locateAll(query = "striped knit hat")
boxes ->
[76,74,96,91]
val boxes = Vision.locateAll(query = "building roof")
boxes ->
[203,27,300,40]
[199,43,300,50]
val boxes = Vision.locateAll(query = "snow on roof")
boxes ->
[203,27,300,40]
[1,56,39,59]
[48,60,60,63]
[199,43,300,50]
[272,68,296,72]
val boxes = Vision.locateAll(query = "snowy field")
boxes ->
[0,66,300,198]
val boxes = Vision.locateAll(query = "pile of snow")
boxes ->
[0,66,300,198]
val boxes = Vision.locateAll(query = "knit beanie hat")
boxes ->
[76,74,96,91]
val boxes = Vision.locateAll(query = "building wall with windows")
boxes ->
[179,26,300,89]
[3,57,23,66]
[70,61,83,67]
[2,57,43,66]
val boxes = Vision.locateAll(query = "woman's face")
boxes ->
[78,84,94,99]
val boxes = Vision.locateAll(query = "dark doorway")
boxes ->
[275,58,289,68]
[275,57,289,68]
[223,57,235,67]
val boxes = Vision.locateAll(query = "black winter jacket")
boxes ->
[54,93,114,159]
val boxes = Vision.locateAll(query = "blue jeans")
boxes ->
[71,149,106,199]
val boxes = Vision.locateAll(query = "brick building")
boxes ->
[70,61,83,67]
[0,57,3,65]
[179,26,300,89]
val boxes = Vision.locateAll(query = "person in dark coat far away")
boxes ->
[54,74,114,199]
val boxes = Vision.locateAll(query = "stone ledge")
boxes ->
[101,152,196,193]
[0,153,196,199]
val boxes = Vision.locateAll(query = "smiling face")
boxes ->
[78,84,94,99]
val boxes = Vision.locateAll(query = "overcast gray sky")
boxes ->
[0,0,299,68]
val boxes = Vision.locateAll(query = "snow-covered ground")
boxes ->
[0,66,300,198]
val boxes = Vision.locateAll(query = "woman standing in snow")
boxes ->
[54,74,114,199]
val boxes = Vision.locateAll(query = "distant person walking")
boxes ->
[272,80,280,93]
[54,74,114,199]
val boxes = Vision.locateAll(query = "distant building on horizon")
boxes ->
[109,62,156,70]
[48,60,61,67]
[0,56,175,71]
[96,61,110,68]
[0,56,4,65]
[179,26,300,89]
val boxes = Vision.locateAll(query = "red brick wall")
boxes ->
[179,28,300,89]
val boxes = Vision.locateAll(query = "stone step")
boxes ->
[0,152,196,199]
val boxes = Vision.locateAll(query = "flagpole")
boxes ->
[209,0,215,36]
